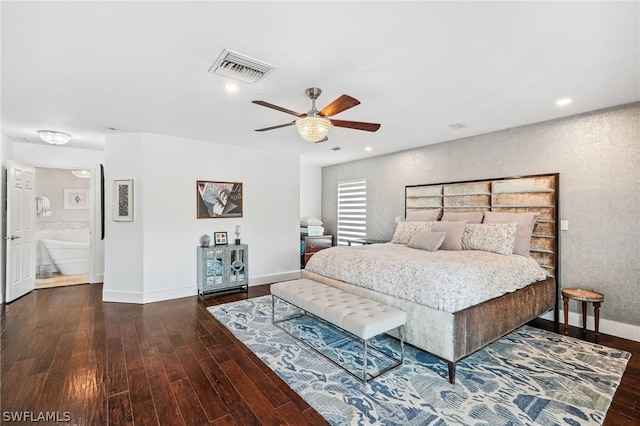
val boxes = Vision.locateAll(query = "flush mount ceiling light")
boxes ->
[37,130,71,145]
[556,97,573,107]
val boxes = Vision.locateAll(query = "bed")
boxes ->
[302,173,559,383]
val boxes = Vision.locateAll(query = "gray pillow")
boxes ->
[429,221,467,250]
[408,231,446,252]
[441,211,484,224]
[406,209,441,221]
[483,211,540,256]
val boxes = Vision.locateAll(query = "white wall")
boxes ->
[103,132,301,304]
[300,163,322,219]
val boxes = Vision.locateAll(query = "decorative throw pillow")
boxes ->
[429,221,466,250]
[441,211,484,224]
[408,232,446,252]
[391,221,434,244]
[483,211,540,256]
[462,223,517,255]
[406,209,441,222]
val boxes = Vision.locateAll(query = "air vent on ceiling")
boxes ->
[448,123,467,130]
[209,49,275,84]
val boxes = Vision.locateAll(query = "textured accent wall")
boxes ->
[321,102,639,327]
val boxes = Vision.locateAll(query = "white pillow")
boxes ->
[462,223,518,255]
[391,221,433,244]
[408,232,446,252]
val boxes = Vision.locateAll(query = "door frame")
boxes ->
[30,164,100,285]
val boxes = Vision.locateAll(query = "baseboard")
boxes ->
[249,271,301,286]
[102,285,196,304]
[102,289,145,304]
[539,309,640,342]
[90,273,104,284]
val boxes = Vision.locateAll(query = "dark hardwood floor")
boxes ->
[1,283,638,425]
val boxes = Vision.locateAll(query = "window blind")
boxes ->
[337,179,367,245]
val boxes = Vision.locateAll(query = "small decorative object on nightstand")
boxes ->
[561,288,604,341]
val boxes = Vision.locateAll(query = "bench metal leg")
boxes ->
[363,339,368,384]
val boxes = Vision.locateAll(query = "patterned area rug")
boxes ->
[208,296,630,426]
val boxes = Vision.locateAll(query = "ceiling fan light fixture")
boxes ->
[295,116,331,142]
[37,130,71,145]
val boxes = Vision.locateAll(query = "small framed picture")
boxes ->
[64,189,89,210]
[214,232,228,246]
[113,179,134,222]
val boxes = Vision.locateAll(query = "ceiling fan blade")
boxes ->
[252,100,303,117]
[254,121,296,132]
[319,95,360,117]
[330,119,381,132]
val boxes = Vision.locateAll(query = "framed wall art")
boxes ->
[64,189,89,210]
[113,179,133,221]
[197,181,243,219]
[214,232,228,246]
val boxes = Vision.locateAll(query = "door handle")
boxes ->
[9,235,20,240]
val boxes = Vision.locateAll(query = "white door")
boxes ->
[5,160,35,302]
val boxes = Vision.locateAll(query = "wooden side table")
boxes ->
[561,288,604,340]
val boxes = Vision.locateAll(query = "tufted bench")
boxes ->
[271,278,406,383]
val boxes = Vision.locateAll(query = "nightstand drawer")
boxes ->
[300,235,333,269]
[304,236,332,253]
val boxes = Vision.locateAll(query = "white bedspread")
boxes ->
[304,243,547,313]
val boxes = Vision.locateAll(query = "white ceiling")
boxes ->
[2,1,638,167]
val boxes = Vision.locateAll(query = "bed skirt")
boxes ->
[301,270,556,363]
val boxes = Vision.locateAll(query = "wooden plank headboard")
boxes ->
[405,173,559,298]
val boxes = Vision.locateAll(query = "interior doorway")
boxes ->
[34,166,99,289]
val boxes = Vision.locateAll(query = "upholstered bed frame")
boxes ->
[302,173,559,383]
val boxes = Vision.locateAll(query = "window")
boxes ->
[337,179,367,245]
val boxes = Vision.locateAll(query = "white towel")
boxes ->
[37,196,52,217]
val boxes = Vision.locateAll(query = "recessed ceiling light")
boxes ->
[365,146,372,152]
[556,98,572,107]
[225,83,239,92]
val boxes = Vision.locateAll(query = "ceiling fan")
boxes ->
[252,87,381,143]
